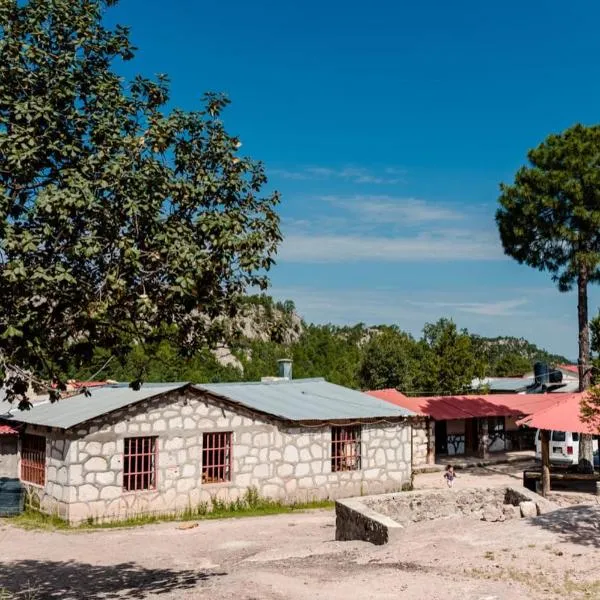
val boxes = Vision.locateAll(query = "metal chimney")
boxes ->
[277,359,292,380]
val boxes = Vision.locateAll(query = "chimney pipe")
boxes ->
[277,359,292,380]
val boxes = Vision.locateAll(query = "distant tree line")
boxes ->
[69,299,568,396]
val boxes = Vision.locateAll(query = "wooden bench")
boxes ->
[523,469,600,494]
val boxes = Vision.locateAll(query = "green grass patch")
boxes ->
[8,488,334,532]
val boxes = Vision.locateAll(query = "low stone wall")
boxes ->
[336,486,558,545]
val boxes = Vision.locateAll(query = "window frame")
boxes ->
[122,436,158,492]
[202,432,233,484]
[331,425,362,472]
[20,433,47,487]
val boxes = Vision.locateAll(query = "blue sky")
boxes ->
[106,0,600,358]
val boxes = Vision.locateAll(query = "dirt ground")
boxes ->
[2,463,600,600]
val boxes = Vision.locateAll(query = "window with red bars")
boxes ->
[21,434,46,486]
[331,426,361,472]
[123,437,157,492]
[202,432,232,484]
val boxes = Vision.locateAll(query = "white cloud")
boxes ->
[410,298,529,317]
[269,165,405,185]
[277,231,504,263]
[323,195,465,224]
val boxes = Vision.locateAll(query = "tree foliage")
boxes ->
[68,305,566,398]
[496,124,600,295]
[358,327,418,392]
[496,124,600,468]
[0,0,281,407]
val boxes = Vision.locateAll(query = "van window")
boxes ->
[572,432,579,442]
[552,431,566,442]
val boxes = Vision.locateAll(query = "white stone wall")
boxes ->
[21,426,73,519]
[0,435,18,478]
[23,389,413,523]
[411,418,434,468]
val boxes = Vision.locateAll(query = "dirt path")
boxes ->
[2,463,600,600]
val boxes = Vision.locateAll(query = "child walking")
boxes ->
[444,464,456,488]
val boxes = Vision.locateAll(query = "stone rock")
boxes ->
[85,457,107,472]
[102,442,116,455]
[70,465,84,485]
[253,464,269,478]
[153,419,167,432]
[482,506,505,522]
[79,484,99,502]
[277,464,293,478]
[100,486,121,500]
[85,442,102,456]
[164,437,183,451]
[96,471,116,486]
[181,464,196,478]
[283,446,299,462]
[519,501,537,518]
[295,463,310,477]
[177,478,195,493]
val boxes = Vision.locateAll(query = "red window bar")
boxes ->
[202,432,232,483]
[331,426,361,472]
[21,434,46,486]
[123,437,157,492]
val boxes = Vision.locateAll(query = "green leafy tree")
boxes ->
[0,0,280,407]
[417,319,481,395]
[358,327,418,391]
[493,353,532,377]
[496,124,600,470]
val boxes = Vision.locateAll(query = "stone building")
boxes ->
[1,377,423,523]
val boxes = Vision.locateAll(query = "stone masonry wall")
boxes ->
[33,389,413,523]
[0,435,18,478]
[22,425,73,519]
[411,418,434,469]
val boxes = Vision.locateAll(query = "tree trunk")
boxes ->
[578,268,594,473]
[541,429,551,497]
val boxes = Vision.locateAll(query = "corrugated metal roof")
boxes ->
[195,378,416,421]
[368,389,565,420]
[516,392,596,434]
[1,383,186,430]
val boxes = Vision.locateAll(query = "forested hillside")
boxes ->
[70,295,569,395]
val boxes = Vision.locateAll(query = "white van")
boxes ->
[535,430,599,467]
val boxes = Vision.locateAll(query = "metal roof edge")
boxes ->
[4,382,192,430]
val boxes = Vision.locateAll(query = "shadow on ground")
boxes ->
[528,504,600,548]
[0,560,226,599]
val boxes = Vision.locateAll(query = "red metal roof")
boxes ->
[0,423,18,435]
[367,389,567,421]
[558,364,579,375]
[516,392,598,434]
